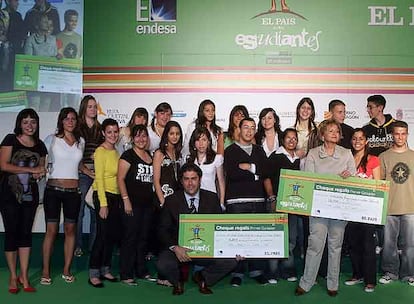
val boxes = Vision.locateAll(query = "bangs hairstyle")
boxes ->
[101,118,119,132]
[195,99,221,137]
[159,120,183,159]
[255,107,282,144]
[56,107,81,144]
[294,97,317,133]
[318,119,342,141]
[14,108,40,142]
[128,107,149,132]
[132,124,149,138]
[187,127,216,165]
[227,105,249,141]
[78,95,101,138]
[150,102,173,131]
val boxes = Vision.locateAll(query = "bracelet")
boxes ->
[266,195,277,203]
[122,196,129,200]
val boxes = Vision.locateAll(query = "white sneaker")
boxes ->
[345,278,363,286]
[408,278,414,286]
[268,279,278,284]
[379,274,393,284]
[375,246,382,255]
[364,285,375,292]
[287,276,298,282]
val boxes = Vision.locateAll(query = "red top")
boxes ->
[356,155,380,178]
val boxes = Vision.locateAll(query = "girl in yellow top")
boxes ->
[88,118,121,288]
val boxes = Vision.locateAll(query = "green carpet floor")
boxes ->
[0,233,413,303]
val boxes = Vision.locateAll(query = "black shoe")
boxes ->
[193,271,213,294]
[230,277,242,287]
[172,282,184,295]
[88,279,104,288]
[254,275,269,285]
[100,275,119,283]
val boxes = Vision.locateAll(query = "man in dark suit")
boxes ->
[157,163,237,295]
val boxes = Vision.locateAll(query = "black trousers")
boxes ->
[89,192,122,272]
[120,205,154,280]
[0,198,38,251]
[157,250,237,285]
[347,222,377,285]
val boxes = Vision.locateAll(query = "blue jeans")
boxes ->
[299,217,347,291]
[382,214,414,280]
[76,174,96,251]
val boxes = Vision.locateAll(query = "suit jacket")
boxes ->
[158,189,222,250]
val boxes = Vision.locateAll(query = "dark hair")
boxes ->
[294,97,317,134]
[255,108,282,144]
[391,120,408,132]
[150,102,173,131]
[158,120,182,159]
[227,105,249,141]
[14,108,40,142]
[132,124,149,139]
[187,127,216,165]
[328,99,346,111]
[367,95,386,108]
[351,128,370,173]
[64,9,78,23]
[34,13,48,32]
[78,95,101,139]
[281,128,298,149]
[239,117,256,128]
[195,99,222,137]
[179,162,203,181]
[128,107,149,134]
[56,107,81,144]
[101,118,119,132]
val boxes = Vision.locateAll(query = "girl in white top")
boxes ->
[117,107,148,154]
[186,127,225,207]
[41,107,86,285]
[293,97,318,159]
[182,99,224,159]
[254,108,282,157]
[147,102,172,154]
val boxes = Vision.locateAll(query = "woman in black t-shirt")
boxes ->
[0,109,47,293]
[118,124,154,285]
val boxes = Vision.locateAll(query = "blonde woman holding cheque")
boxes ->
[295,119,356,297]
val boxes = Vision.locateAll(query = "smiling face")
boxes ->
[366,101,383,120]
[62,112,77,133]
[133,130,148,149]
[299,101,313,121]
[155,110,172,128]
[322,123,340,144]
[351,130,367,153]
[239,120,256,144]
[283,130,298,152]
[133,114,147,126]
[203,104,215,122]
[103,124,119,146]
[21,116,38,137]
[66,14,78,31]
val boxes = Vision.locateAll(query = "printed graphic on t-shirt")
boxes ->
[135,163,153,183]
[391,162,410,184]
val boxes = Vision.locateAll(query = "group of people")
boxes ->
[1,0,81,111]
[0,93,413,297]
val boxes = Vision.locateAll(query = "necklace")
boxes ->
[154,123,163,138]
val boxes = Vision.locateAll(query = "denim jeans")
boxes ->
[299,217,347,291]
[382,214,414,280]
[76,173,96,251]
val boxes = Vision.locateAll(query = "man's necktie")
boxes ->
[189,197,197,214]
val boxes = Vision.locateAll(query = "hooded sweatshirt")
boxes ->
[363,114,395,156]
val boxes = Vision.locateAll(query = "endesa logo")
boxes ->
[136,0,177,35]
